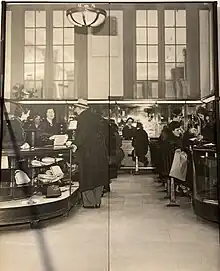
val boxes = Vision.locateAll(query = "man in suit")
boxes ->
[74,99,109,208]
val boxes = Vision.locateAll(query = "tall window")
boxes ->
[136,10,159,99]
[24,11,46,98]
[53,11,75,99]
[164,10,186,98]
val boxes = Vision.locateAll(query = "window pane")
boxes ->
[165,10,175,27]
[148,63,158,80]
[64,46,74,62]
[148,46,158,62]
[176,10,186,26]
[136,10,146,26]
[24,46,35,63]
[36,11,46,27]
[53,28,63,45]
[54,82,64,99]
[36,46,46,63]
[25,11,35,27]
[136,28,147,44]
[148,28,158,44]
[63,81,75,99]
[151,82,159,98]
[64,63,74,80]
[64,28,75,44]
[165,28,175,44]
[165,63,175,79]
[165,46,175,62]
[137,63,147,80]
[36,64,44,80]
[36,28,46,45]
[176,28,186,44]
[24,64,34,80]
[53,46,63,62]
[24,80,35,91]
[136,46,147,62]
[135,82,144,99]
[147,10,158,26]
[64,11,73,27]
[176,45,186,62]
[165,80,175,98]
[54,63,63,80]
[25,29,35,45]
[53,11,63,27]
[35,81,43,98]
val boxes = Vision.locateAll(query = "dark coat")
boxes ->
[74,109,109,192]
[2,117,26,148]
[122,126,135,140]
[132,128,149,157]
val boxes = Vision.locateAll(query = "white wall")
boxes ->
[87,10,123,99]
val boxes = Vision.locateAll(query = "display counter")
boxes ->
[192,146,219,223]
[0,146,79,226]
[120,139,154,170]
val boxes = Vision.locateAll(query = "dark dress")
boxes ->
[38,119,58,145]
[132,128,149,165]
[74,109,109,193]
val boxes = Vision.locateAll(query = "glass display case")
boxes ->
[0,101,79,226]
[192,146,218,223]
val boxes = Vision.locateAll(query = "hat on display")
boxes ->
[76,98,89,109]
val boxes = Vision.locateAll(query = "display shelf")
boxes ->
[0,185,79,226]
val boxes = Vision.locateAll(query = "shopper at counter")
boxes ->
[132,122,149,166]
[196,106,215,143]
[74,99,109,208]
[3,106,30,149]
[122,117,135,140]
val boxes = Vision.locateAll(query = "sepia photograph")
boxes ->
[0,1,219,270]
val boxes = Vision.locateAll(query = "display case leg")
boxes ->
[166,178,180,207]
[164,179,171,199]
[30,219,40,229]
[134,156,139,175]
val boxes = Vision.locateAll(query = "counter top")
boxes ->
[2,145,74,157]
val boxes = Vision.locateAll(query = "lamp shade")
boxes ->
[66,4,107,27]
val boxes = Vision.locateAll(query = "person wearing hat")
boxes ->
[74,99,109,208]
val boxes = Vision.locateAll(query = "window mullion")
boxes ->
[44,8,53,99]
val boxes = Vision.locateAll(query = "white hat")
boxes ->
[76,98,89,108]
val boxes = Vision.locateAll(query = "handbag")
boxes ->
[169,149,188,182]
[46,185,61,198]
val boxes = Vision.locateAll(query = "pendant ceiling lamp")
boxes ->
[66,4,107,27]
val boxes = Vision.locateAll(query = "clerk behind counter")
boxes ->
[38,108,60,145]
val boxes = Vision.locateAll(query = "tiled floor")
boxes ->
[0,173,219,271]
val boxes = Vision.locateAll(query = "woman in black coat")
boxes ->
[132,122,149,166]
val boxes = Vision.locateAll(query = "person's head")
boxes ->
[46,108,55,121]
[74,99,89,115]
[14,106,30,122]
[126,117,134,127]
[34,115,41,126]
[171,108,183,122]
[187,122,199,137]
[169,121,182,137]
[197,106,208,121]
[136,122,143,130]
